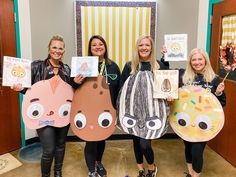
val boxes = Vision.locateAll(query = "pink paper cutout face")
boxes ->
[70,76,116,141]
[22,76,74,129]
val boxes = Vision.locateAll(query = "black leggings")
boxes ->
[133,136,154,165]
[37,125,69,175]
[184,140,207,173]
[84,140,106,173]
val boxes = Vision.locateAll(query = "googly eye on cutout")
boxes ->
[175,112,191,127]
[122,116,137,128]
[195,115,212,131]
[74,112,86,129]
[146,118,162,130]
[58,104,71,118]
[27,103,44,119]
[98,112,113,128]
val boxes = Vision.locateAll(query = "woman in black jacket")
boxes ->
[12,35,82,177]
[84,35,120,177]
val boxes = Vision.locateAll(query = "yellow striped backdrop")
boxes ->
[80,6,152,69]
[221,15,236,46]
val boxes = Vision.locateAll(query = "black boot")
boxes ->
[42,173,50,177]
[54,170,62,177]
[54,162,62,177]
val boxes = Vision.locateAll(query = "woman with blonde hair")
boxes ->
[180,48,226,177]
[120,35,169,177]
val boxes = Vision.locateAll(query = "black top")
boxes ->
[179,69,226,107]
[99,59,121,109]
[21,59,75,94]
[120,59,169,87]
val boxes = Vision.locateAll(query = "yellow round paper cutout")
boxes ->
[169,85,225,142]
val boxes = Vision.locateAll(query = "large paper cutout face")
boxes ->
[70,76,116,141]
[117,71,170,139]
[22,76,74,129]
[169,85,225,142]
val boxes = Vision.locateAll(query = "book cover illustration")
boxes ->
[71,56,98,77]
[2,56,31,88]
[153,70,179,99]
[164,34,187,61]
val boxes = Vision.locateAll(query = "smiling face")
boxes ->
[48,40,65,62]
[90,38,106,59]
[22,76,74,129]
[190,53,206,73]
[138,38,152,61]
[169,85,224,142]
[70,76,116,141]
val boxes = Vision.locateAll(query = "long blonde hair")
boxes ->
[131,35,159,74]
[183,48,216,84]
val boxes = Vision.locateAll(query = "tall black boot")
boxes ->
[54,170,62,177]
[54,147,65,177]
[42,173,50,177]
[41,154,53,177]
[54,163,62,177]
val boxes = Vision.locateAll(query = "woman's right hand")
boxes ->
[11,83,23,91]
[73,74,85,84]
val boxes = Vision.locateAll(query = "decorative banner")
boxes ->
[117,71,169,139]
[75,0,157,69]
[153,70,179,99]
[169,85,225,142]
[70,75,116,141]
[22,76,74,129]
[2,56,31,88]
[164,34,188,61]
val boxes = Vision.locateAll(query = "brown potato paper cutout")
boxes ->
[70,75,116,141]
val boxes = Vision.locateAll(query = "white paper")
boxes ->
[70,56,98,77]
[2,56,31,88]
[164,34,188,61]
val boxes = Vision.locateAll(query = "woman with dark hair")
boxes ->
[84,35,120,177]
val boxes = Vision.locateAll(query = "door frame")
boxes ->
[14,0,26,147]
[207,0,236,167]
[206,0,223,54]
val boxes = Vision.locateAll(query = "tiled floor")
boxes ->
[2,139,236,177]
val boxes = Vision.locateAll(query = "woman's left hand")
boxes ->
[215,82,225,95]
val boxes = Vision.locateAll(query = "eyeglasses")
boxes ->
[50,46,64,52]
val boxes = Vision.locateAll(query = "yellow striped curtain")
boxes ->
[80,6,151,69]
[221,15,236,46]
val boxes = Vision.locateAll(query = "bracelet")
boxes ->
[215,91,223,96]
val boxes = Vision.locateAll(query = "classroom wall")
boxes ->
[18,0,209,139]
